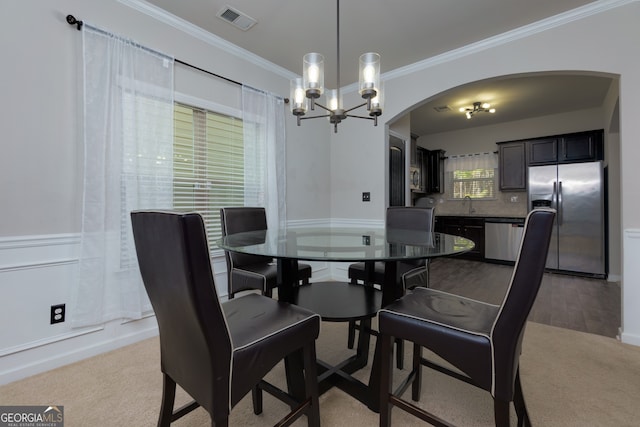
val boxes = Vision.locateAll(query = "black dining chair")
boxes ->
[131,211,321,427]
[347,206,436,367]
[348,206,436,290]
[220,207,312,299]
[377,208,555,427]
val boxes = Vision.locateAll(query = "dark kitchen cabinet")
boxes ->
[527,130,603,165]
[425,149,445,193]
[560,130,603,163]
[435,216,484,261]
[498,141,527,191]
[527,137,558,165]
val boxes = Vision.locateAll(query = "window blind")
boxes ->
[173,103,245,245]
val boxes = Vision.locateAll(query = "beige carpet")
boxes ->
[2,321,640,426]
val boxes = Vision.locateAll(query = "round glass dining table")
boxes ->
[217,226,474,303]
[216,225,474,412]
[217,226,473,263]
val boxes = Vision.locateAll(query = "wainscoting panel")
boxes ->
[0,233,230,385]
[622,229,640,345]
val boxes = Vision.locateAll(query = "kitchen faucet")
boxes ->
[463,195,476,214]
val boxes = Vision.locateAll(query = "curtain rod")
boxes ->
[66,14,289,102]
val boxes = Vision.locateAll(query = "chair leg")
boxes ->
[379,333,394,427]
[158,373,176,427]
[411,343,422,401]
[395,339,404,370]
[513,369,531,427]
[303,342,321,427]
[493,399,510,427]
[251,385,263,415]
[348,320,357,349]
[347,277,359,349]
[211,416,229,427]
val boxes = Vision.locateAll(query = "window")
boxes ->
[445,152,498,199]
[173,102,246,244]
[452,168,495,199]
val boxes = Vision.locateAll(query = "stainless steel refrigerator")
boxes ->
[527,161,606,277]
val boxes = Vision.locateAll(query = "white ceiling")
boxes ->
[141,0,615,135]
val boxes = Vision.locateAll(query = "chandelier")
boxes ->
[460,102,496,119]
[290,0,383,133]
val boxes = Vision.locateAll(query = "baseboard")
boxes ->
[0,320,159,386]
[619,330,640,347]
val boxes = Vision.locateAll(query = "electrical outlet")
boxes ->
[362,192,371,202]
[50,304,65,324]
[362,235,371,246]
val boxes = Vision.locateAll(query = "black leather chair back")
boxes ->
[220,207,273,268]
[386,206,435,265]
[491,208,555,400]
[131,211,232,417]
[386,206,435,230]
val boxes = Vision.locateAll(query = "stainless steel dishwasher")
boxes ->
[484,218,525,262]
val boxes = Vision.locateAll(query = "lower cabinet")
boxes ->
[435,216,485,261]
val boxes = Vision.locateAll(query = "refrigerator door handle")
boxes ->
[552,181,557,210]
[558,181,563,225]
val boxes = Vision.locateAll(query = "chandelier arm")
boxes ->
[345,114,375,120]
[343,102,369,113]
[299,114,332,121]
[313,102,333,113]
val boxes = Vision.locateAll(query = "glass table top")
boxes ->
[216,226,474,262]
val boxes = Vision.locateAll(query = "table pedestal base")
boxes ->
[290,282,383,410]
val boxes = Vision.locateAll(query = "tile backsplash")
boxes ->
[414,190,528,218]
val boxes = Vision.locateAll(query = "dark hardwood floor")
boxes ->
[428,257,621,339]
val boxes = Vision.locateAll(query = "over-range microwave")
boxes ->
[410,166,422,191]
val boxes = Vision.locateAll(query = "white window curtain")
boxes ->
[71,24,174,327]
[445,152,498,172]
[241,85,287,230]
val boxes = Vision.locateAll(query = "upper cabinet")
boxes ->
[528,137,558,165]
[498,129,604,191]
[559,130,604,163]
[412,147,445,194]
[528,130,603,165]
[425,149,445,193]
[497,141,527,191]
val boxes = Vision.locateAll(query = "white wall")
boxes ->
[329,1,640,343]
[0,0,330,384]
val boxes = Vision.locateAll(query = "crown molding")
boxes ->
[117,0,298,81]
[380,0,636,85]
[119,0,633,94]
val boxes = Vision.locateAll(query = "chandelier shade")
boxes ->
[303,53,324,100]
[290,0,383,132]
[359,52,380,101]
[290,77,307,115]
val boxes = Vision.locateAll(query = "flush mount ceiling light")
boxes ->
[290,0,383,133]
[460,102,496,119]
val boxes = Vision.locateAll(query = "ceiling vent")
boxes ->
[216,5,257,31]
[433,105,452,113]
